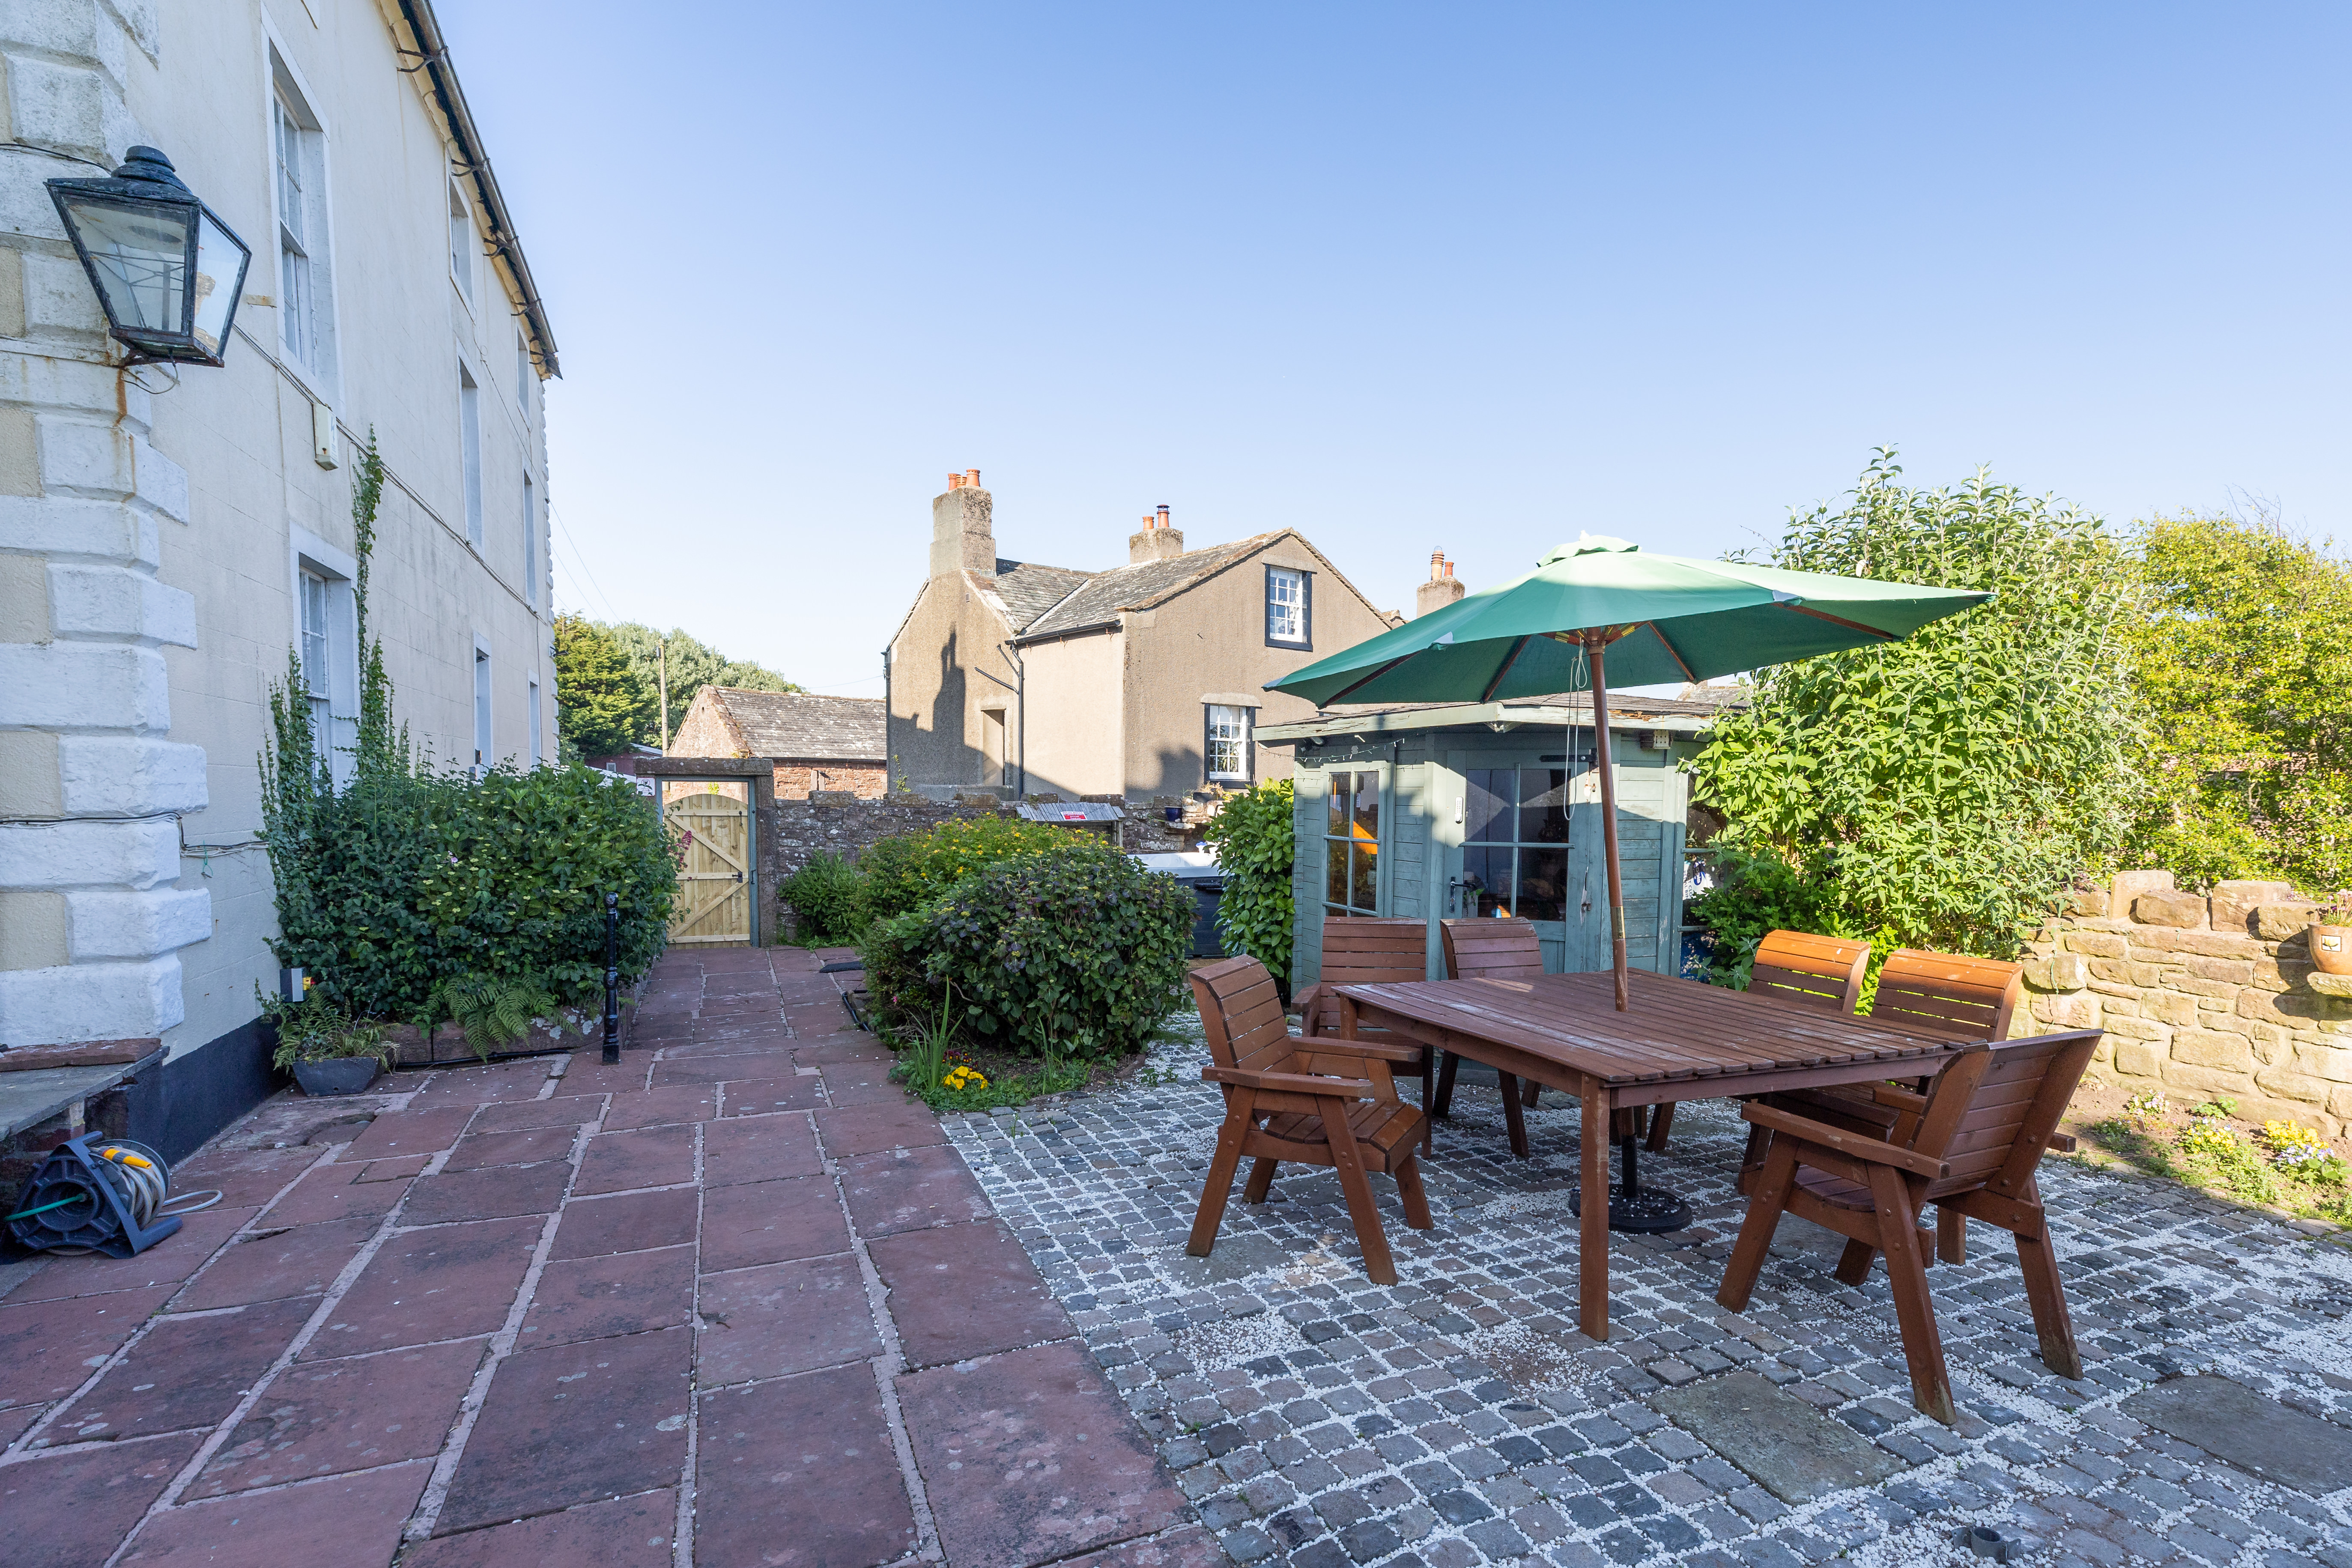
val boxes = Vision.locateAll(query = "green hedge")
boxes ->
[854,817,1079,927]
[778,850,865,945]
[860,845,1193,1059]
[267,762,673,1024]
[1200,780,1295,984]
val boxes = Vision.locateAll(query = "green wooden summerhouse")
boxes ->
[1257,693,1735,987]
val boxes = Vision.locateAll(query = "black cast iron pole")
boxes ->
[602,891,621,1064]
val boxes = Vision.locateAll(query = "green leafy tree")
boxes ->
[2123,511,2352,892]
[1691,450,2140,963]
[553,614,657,756]
[1201,780,1296,984]
[599,621,800,745]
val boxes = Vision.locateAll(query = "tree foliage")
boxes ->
[1691,451,2140,963]
[1200,780,1296,984]
[599,621,800,744]
[553,614,657,756]
[2121,512,2352,893]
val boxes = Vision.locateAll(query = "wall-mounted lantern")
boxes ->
[47,146,250,368]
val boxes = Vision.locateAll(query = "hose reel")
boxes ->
[6,1135,220,1258]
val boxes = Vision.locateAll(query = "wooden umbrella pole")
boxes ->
[1586,631,1630,1010]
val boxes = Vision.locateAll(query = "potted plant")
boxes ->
[262,985,390,1094]
[2313,897,2352,977]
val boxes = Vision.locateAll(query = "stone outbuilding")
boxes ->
[667,687,886,799]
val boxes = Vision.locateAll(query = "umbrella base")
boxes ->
[1567,1183,1694,1233]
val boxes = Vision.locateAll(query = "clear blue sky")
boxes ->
[440,3,2349,697]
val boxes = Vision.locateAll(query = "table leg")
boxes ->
[1579,1076,1610,1340]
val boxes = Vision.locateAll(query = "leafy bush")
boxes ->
[779,850,867,944]
[1692,449,2140,958]
[856,816,1078,926]
[864,846,1194,1059]
[265,756,674,1026]
[1200,780,1295,984]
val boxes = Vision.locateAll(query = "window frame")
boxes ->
[449,179,476,311]
[1459,759,1595,924]
[523,469,537,608]
[472,638,494,776]
[527,677,543,768]
[1320,766,1385,917]
[1264,565,1312,650]
[288,527,359,788]
[1203,702,1254,785]
[264,41,336,392]
[459,361,484,547]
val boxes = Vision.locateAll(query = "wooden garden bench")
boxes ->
[1715,1027,2103,1423]
[1187,956,1432,1285]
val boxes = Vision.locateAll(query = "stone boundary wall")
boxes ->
[2020,870,2352,1137]
[768,793,1213,933]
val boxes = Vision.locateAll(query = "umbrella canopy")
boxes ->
[1266,535,1991,1012]
[1268,535,1990,709]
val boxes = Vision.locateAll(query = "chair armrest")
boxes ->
[1740,1102,1950,1179]
[1203,1066,1375,1099]
[1871,1084,1931,1113]
[2047,1131,2077,1153]
[1295,1038,1424,1065]
[1293,983,1334,1037]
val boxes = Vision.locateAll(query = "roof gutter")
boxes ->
[391,0,560,376]
[1009,620,1119,649]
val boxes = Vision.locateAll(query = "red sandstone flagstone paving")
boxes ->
[0,947,1206,1566]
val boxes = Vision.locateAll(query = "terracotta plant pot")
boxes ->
[293,1056,382,1095]
[2312,924,2352,977]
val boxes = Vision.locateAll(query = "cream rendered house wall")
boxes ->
[0,1,552,1136]
[1018,629,1122,798]
[1119,535,1394,798]
[886,571,1019,791]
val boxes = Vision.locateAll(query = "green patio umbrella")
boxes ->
[1266,535,1990,1009]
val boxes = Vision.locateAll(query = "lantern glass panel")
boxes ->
[63,196,192,338]
[192,208,248,360]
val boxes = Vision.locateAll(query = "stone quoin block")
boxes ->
[0,953,185,1042]
[20,249,108,340]
[2132,890,2209,929]
[0,496,163,566]
[66,886,212,960]
[36,415,140,498]
[0,642,172,730]
[2,52,110,162]
[47,562,199,646]
[128,432,190,522]
[58,735,207,815]
[0,815,179,889]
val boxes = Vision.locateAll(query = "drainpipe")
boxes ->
[881,645,892,789]
[1000,641,1027,797]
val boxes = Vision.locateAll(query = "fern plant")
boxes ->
[426,974,561,1059]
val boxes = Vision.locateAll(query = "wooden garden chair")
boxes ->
[1739,948,2028,1271]
[1296,916,1435,1150]
[1425,917,1551,1155]
[1715,1027,2103,1424]
[1725,930,1871,1171]
[1188,956,1432,1285]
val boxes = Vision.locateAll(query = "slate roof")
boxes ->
[991,559,1099,630]
[704,688,884,761]
[1017,532,1285,639]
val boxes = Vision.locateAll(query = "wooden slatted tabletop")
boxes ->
[1332,968,1974,1341]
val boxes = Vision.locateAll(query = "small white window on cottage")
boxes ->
[274,98,311,367]
[459,363,483,545]
[523,470,537,607]
[517,332,531,411]
[473,645,493,774]
[299,567,332,742]
[528,677,543,768]
[1265,566,1310,648]
[449,181,475,309]
[1206,704,1252,784]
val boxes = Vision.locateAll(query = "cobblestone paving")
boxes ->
[946,1020,2352,1568]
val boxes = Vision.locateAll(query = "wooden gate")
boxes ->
[662,780,754,945]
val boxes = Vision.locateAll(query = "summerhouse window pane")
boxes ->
[1518,768,1570,844]
[1465,768,1513,843]
[1327,838,1351,906]
[1516,847,1568,922]
[1328,771,1350,836]
[1465,844,1512,918]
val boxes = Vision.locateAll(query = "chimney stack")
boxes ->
[931,469,996,580]
[1128,502,1186,564]
[1415,550,1465,618]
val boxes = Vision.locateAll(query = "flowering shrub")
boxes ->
[2259,1120,2348,1186]
[865,845,1193,1059]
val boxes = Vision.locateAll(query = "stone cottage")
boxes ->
[667,687,886,799]
[2019,871,2352,1137]
[885,472,1403,801]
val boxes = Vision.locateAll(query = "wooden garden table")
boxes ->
[1332,968,1970,1341]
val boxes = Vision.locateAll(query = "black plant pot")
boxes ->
[293,1056,382,1096]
